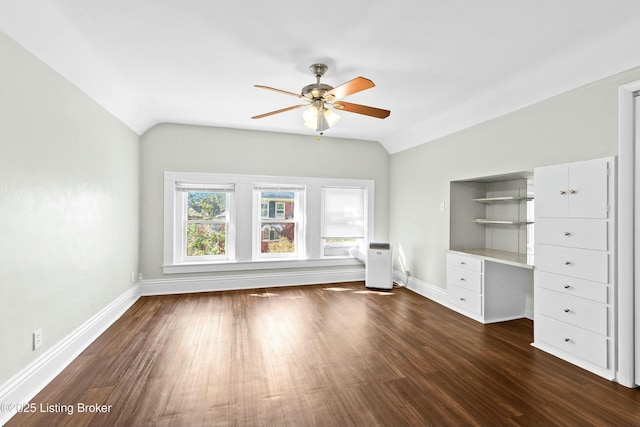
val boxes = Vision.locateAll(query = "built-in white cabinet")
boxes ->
[448,172,534,323]
[447,251,530,324]
[535,158,609,219]
[532,156,615,380]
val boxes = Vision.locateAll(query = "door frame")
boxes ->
[618,80,640,387]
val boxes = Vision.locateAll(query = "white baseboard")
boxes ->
[141,267,366,296]
[393,270,448,306]
[0,284,140,426]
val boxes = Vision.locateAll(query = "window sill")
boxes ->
[162,257,364,274]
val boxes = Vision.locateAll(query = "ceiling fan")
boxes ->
[252,63,391,134]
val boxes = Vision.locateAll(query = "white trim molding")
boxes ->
[393,270,448,307]
[618,80,640,388]
[0,284,141,426]
[141,267,366,296]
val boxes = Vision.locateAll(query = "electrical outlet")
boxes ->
[130,271,135,284]
[33,328,42,350]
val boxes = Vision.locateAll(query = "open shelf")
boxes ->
[473,219,532,225]
[450,173,533,258]
[473,196,534,203]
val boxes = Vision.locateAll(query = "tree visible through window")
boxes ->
[186,192,227,257]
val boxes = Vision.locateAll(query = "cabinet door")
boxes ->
[568,159,608,219]
[535,165,569,218]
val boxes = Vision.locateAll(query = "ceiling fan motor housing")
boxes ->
[302,83,333,99]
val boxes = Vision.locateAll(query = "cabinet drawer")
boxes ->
[536,288,608,335]
[535,271,607,304]
[447,253,482,272]
[535,245,608,283]
[448,285,482,316]
[535,314,608,368]
[535,218,607,250]
[447,265,482,293]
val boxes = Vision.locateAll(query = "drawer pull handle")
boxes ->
[559,190,566,195]
[460,278,466,281]
[460,261,466,265]
[564,338,571,342]
[564,285,571,289]
[564,308,571,313]
[564,261,571,265]
[460,298,466,302]
[569,189,577,194]
[564,231,571,236]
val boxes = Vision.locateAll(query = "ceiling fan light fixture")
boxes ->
[303,102,340,132]
[303,104,318,123]
[323,107,340,127]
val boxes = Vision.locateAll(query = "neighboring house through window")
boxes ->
[255,187,304,258]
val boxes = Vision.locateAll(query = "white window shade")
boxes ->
[176,182,235,192]
[322,187,365,238]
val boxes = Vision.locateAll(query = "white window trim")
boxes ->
[163,171,374,274]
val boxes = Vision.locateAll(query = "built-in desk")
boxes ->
[447,249,533,323]
[449,248,533,269]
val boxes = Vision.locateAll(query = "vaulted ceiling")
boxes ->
[2,0,640,153]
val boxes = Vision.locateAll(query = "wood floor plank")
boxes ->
[7,282,640,426]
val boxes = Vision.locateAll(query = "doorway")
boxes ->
[618,80,640,387]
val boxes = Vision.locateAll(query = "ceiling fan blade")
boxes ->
[325,77,375,100]
[333,101,390,119]
[251,104,307,119]
[254,85,305,98]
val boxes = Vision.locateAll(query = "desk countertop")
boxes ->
[448,248,534,270]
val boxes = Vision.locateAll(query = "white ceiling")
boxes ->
[2,1,640,153]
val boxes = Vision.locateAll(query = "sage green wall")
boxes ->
[0,33,140,384]
[139,124,390,280]
[390,65,640,292]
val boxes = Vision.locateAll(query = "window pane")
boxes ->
[260,223,295,254]
[322,188,365,238]
[188,192,227,221]
[260,191,295,219]
[186,223,226,256]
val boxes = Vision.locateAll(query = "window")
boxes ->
[171,181,235,264]
[321,187,366,257]
[185,191,228,258]
[164,172,373,273]
[254,186,305,258]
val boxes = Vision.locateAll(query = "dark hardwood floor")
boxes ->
[7,282,640,426]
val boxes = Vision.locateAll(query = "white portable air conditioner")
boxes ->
[365,243,393,290]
